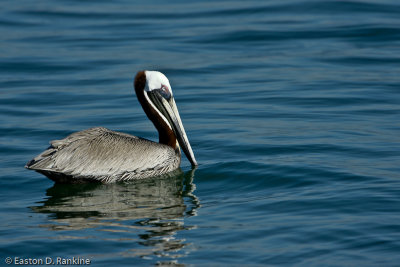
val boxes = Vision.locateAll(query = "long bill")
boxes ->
[149,91,198,167]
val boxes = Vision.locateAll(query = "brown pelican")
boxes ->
[26,71,197,183]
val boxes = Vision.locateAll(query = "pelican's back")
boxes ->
[26,127,180,183]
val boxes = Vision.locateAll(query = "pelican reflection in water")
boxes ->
[26,71,197,183]
[30,169,199,261]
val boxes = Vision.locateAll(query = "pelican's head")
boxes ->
[134,70,197,167]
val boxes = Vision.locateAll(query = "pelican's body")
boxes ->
[26,71,197,183]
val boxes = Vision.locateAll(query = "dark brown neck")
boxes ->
[134,71,177,149]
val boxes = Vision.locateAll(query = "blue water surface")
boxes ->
[1,0,400,266]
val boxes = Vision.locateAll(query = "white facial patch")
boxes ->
[145,71,172,93]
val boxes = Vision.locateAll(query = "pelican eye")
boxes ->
[159,85,171,100]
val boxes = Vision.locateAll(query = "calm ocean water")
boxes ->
[1,0,400,266]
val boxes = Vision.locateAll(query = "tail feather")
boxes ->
[25,127,109,170]
[25,146,57,170]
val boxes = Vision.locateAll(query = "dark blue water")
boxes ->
[1,0,400,266]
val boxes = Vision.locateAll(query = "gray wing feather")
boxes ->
[26,127,180,182]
